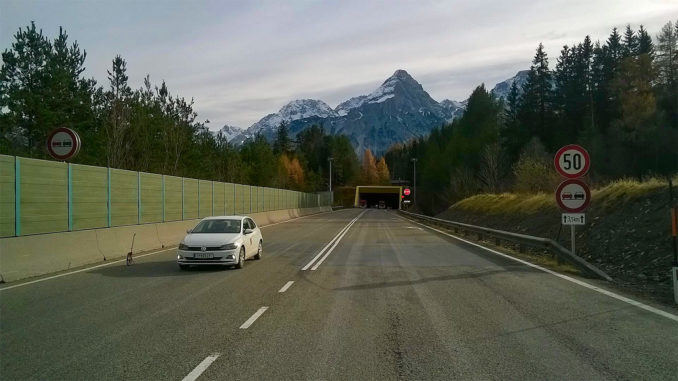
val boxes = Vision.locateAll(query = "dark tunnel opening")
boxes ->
[359,192,400,209]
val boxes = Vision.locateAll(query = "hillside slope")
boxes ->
[436,178,677,305]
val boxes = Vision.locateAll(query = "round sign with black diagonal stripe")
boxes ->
[47,127,81,161]
[554,144,590,178]
[556,179,591,212]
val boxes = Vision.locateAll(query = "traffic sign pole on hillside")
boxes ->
[670,179,678,304]
[554,145,591,257]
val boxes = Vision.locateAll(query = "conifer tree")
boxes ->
[104,55,133,168]
[622,25,637,58]
[0,23,96,157]
[500,82,527,161]
[637,25,654,57]
[273,122,291,154]
[376,157,390,185]
[518,43,555,149]
[656,21,678,128]
[361,149,378,184]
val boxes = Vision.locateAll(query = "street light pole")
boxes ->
[328,157,334,205]
[410,158,417,205]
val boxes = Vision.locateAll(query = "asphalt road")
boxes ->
[1,209,677,380]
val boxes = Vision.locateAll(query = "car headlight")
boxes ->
[178,243,189,250]
[218,243,238,250]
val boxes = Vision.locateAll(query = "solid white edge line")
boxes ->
[181,353,221,381]
[301,214,359,271]
[301,222,350,270]
[310,218,358,270]
[239,306,269,329]
[402,215,678,323]
[311,210,366,271]
[0,247,176,292]
[278,281,295,293]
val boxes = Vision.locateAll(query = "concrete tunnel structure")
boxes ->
[353,186,402,209]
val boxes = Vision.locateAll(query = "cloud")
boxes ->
[2,0,676,129]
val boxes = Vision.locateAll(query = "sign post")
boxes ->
[554,145,591,257]
[670,179,678,304]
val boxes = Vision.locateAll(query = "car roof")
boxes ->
[201,215,247,221]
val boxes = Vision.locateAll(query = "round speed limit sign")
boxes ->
[554,144,590,178]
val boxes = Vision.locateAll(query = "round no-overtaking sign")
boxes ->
[555,179,591,212]
[47,127,81,161]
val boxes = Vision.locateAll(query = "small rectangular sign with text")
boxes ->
[562,213,585,225]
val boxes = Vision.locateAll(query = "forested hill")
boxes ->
[0,23,363,193]
[386,22,678,214]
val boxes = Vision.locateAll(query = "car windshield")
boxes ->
[191,219,241,234]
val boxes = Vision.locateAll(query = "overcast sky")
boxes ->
[2,0,676,130]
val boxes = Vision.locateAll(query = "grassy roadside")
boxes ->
[437,176,678,306]
[452,176,676,215]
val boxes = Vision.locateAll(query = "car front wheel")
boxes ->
[235,247,245,269]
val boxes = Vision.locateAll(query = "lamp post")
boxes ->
[328,157,334,205]
[410,158,417,205]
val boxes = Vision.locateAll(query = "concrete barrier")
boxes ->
[0,206,331,283]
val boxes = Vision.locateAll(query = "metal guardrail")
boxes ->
[399,210,612,281]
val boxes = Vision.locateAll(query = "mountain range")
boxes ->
[222,69,527,155]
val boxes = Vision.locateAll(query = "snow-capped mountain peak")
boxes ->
[249,99,337,134]
[439,99,464,110]
[490,70,529,100]
[216,125,244,141]
[334,69,423,116]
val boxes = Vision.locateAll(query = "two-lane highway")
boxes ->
[1,209,677,380]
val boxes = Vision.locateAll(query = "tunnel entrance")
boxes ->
[354,186,402,209]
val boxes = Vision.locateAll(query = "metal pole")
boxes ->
[328,157,333,206]
[411,158,417,205]
[15,157,21,236]
[571,225,576,256]
[68,163,73,231]
[137,172,141,224]
[671,179,677,266]
[671,178,678,304]
[162,175,165,222]
[107,167,112,227]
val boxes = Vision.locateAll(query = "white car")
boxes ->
[177,216,263,270]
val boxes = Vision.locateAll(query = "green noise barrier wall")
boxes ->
[0,155,331,238]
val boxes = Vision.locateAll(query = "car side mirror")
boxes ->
[244,228,253,235]
[186,229,192,234]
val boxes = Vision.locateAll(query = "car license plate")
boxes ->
[195,253,213,259]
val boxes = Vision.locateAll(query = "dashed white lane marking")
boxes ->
[182,353,221,381]
[401,216,678,323]
[0,247,175,292]
[302,210,366,271]
[239,307,269,329]
[278,281,295,293]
